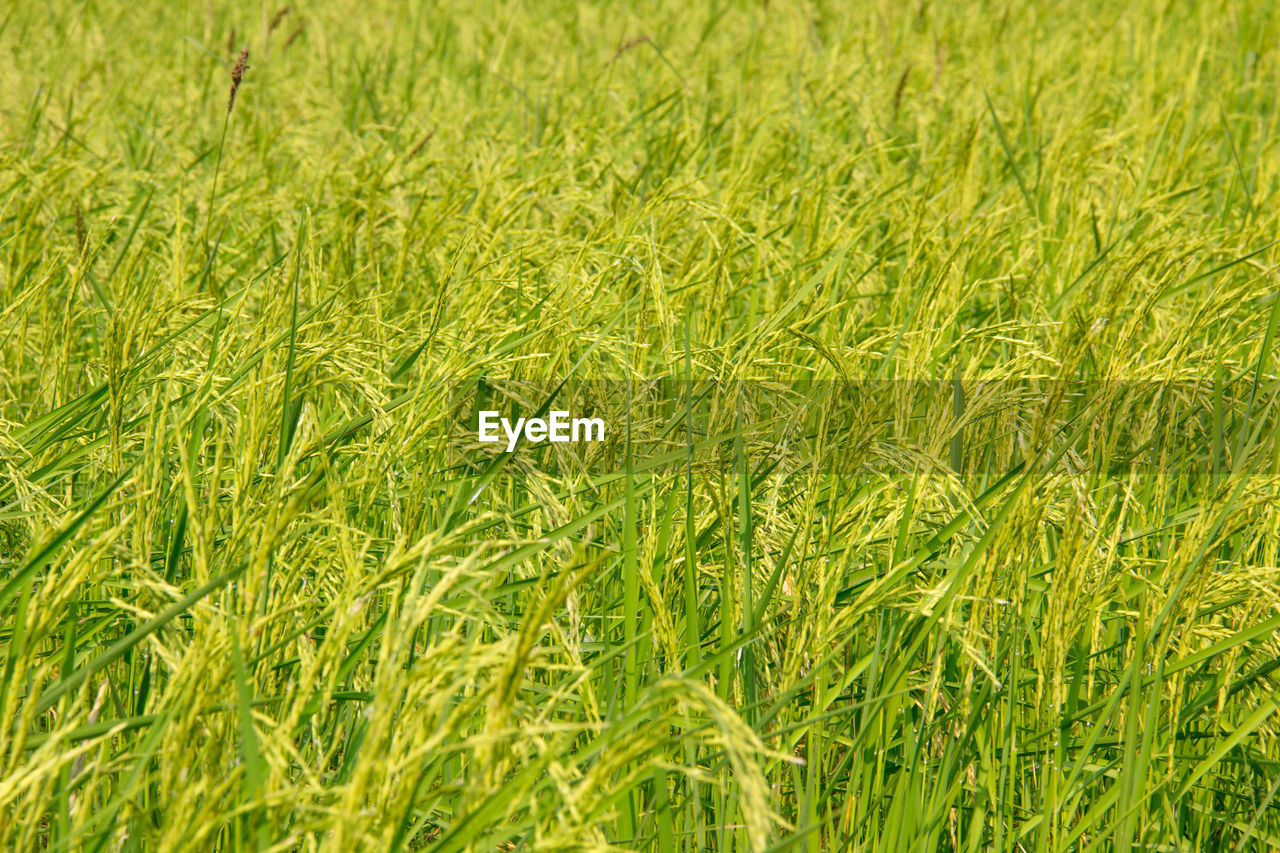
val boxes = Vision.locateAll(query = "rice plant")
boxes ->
[2,0,1279,849]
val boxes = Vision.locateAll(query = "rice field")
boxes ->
[3,0,1280,849]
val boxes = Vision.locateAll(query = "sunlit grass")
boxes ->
[2,0,1280,849]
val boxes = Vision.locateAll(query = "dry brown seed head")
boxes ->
[269,7,290,33]
[228,46,249,112]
